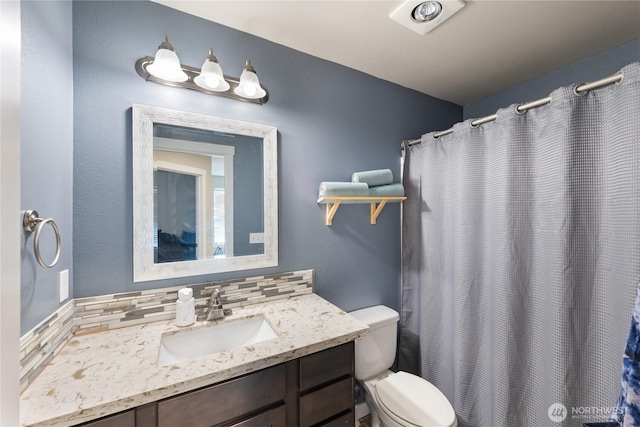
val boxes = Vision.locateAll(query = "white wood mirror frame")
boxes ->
[132,104,278,282]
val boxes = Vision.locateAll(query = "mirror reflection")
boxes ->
[152,124,264,263]
[132,104,278,282]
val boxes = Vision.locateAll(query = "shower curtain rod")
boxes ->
[402,71,623,148]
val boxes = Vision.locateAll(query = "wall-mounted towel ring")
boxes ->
[23,210,61,268]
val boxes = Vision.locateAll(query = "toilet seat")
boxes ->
[374,372,456,427]
[375,394,420,427]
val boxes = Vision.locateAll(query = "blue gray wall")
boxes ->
[58,1,458,331]
[21,1,73,334]
[464,38,640,119]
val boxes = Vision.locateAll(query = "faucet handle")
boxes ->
[210,288,222,306]
[204,288,226,321]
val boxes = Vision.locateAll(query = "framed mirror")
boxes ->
[132,104,277,282]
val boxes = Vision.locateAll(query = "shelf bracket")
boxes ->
[318,196,406,226]
[370,200,388,224]
[325,200,342,226]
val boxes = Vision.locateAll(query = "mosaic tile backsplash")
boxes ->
[20,269,314,391]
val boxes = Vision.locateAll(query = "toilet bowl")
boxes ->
[349,306,457,427]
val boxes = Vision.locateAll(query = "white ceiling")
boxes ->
[154,0,640,106]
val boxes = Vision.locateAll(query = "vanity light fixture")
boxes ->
[135,36,268,104]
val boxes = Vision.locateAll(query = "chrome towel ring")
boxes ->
[23,210,61,269]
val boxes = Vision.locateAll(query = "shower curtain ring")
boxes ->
[23,210,62,268]
[573,83,588,97]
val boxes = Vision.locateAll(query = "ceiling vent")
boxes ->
[390,0,466,35]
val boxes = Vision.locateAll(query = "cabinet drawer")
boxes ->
[76,409,135,427]
[158,364,286,427]
[300,376,353,427]
[299,342,353,391]
[320,411,354,427]
[228,405,286,427]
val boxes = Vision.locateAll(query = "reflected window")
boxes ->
[213,187,225,256]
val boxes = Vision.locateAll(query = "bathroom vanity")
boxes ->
[79,342,354,427]
[20,293,368,427]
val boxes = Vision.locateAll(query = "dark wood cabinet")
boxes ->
[157,363,286,427]
[228,405,286,427]
[75,342,354,427]
[319,411,355,427]
[299,342,353,391]
[77,409,135,427]
[299,343,354,426]
[300,377,353,426]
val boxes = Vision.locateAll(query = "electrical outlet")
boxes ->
[59,269,69,302]
[249,232,265,244]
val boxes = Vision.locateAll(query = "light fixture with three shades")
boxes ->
[135,36,268,104]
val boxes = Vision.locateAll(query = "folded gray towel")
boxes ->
[368,183,405,197]
[351,169,393,187]
[319,182,369,198]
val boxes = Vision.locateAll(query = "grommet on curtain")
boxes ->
[433,128,454,139]
[515,103,527,115]
[573,83,589,97]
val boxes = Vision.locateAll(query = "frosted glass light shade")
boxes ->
[234,60,266,99]
[146,37,188,82]
[194,49,230,92]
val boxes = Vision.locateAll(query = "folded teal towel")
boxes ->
[352,169,393,187]
[319,182,369,198]
[368,183,405,197]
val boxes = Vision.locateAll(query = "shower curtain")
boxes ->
[401,62,640,427]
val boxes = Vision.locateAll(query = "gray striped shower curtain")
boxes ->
[401,62,640,427]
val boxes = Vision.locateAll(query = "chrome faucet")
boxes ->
[205,288,225,321]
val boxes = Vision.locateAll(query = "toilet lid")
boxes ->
[375,372,456,427]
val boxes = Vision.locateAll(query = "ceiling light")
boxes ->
[412,2,443,23]
[390,0,466,35]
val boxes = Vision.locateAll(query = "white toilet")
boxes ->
[349,305,457,427]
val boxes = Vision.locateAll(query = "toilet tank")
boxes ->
[349,305,399,380]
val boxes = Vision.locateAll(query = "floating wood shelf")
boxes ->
[317,196,407,226]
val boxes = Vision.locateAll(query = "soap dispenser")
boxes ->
[175,287,195,327]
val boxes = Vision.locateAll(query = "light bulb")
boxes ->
[194,48,230,92]
[411,1,443,22]
[234,59,266,99]
[243,85,257,97]
[146,36,188,82]
[205,75,220,87]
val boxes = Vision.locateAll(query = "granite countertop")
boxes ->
[20,293,368,427]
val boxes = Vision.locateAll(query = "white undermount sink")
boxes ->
[157,314,278,367]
